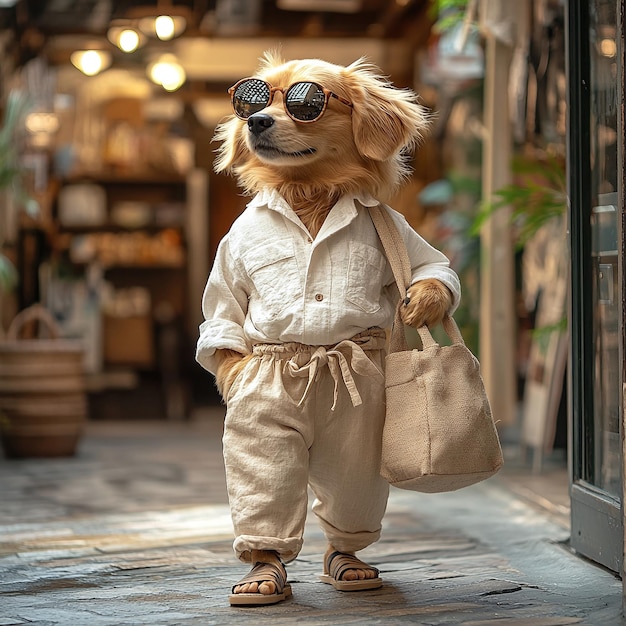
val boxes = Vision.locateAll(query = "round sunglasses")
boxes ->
[228,77,353,123]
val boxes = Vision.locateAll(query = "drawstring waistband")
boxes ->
[252,329,386,410]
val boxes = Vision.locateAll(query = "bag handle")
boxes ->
[368,205,463,353]
[6,303,61,341]
[416,313,465,348]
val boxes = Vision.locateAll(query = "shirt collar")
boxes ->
[248,188,380,214]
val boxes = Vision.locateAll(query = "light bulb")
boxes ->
[81,50,102,75]
[70,50,111,76]
[138,14,186,40]
[119,29,140,52]
[148,54,186,92]
[155,15,175,40]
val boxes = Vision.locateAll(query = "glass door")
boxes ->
[568,0,622,573]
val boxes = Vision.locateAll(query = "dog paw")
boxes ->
[215,349,250,399]
[400,279,452,329]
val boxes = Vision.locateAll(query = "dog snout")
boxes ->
[247,113,274,136]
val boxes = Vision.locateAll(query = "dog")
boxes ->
[196,51,460,605]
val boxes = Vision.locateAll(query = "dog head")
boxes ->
[214,50,431,200]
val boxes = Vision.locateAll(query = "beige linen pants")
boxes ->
[222,329,390,563]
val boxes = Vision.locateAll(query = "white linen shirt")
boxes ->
[196,189,461,375]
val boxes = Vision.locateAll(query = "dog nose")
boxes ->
[247,113,274,136]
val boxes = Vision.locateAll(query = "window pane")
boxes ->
[589,0,620,496]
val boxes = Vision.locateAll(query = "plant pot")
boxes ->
[0,304,87,458]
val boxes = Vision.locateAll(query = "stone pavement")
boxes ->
[0,409,623,625]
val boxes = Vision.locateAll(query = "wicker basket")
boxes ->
[0,304,87,458]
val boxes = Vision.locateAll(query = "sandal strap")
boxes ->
[326,551,380,581]
[232,560,287,593]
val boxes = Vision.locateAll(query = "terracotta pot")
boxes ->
[0,304,87,458]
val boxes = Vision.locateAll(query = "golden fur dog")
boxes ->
[202,51,456,603]
[213,51,452,398]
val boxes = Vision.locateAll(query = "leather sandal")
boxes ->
[319,551,382,591]
[229,560,292,606]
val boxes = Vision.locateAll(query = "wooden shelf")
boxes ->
[62,171,187,185]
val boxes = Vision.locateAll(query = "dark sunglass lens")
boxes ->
[285,82,326,121]
[233,79,270,118]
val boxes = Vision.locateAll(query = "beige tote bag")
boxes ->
[369,205,503,492]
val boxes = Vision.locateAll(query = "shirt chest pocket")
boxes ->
[243,240,303,312]
[346,241,387,314]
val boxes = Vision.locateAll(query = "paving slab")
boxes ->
[0,413,623,625]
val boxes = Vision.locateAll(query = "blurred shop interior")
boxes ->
[0,1,572,458]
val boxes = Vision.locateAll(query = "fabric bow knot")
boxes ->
[287,339,383,410]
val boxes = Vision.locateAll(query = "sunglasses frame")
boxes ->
[228,77,353,123]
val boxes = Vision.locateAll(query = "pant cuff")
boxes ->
[234,534,303,564]
[317,521,382,554]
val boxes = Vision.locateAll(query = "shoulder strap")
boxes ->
[368,204,462,355]
[367,205,412,299]
[368,205,412,353]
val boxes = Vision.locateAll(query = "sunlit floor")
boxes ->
[0,409,620,625]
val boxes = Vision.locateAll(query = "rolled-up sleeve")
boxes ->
[390,210,462,314]
[195,237,251,375]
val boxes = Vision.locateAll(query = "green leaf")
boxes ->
[430,0,470,33]
[469,154,566,246]
[0,90,38,217]
[531,317,568,352]
[0,254,18,291]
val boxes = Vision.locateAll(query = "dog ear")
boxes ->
[213,117,247,173]
[346,59,431,162]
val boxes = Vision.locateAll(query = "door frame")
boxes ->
[566,0,624,576]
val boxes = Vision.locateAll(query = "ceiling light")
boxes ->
[70,50,112,76]
[107,20,146,52]
[138,14,186,40]
[147,54,186,91]
[124,2,192,41]
[119,30,140,52]
[155,15,175,39]
[127,2,191,40]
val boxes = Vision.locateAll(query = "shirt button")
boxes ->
[315,293,324,302]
